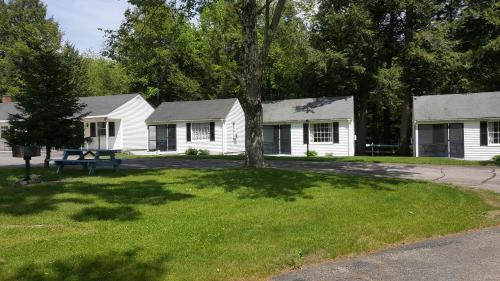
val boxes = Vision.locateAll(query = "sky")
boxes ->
[41,0,130,54]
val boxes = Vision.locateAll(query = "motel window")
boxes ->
[0,126,8,138]
[98,122,106,136]
[312,123,339,143]
[191,122,211,141]
[90,123,96,137]
[108,122,115,137]
[312,123,331,143]
[488,121,500,144]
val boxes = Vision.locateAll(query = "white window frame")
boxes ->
[191,122,211,142]
[488,121,500,145]
[0,125,11,151]
[311,123,333,143]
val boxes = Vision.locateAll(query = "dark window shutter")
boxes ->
[480,121,488,146]
[186,123,191,142]
[210,122,215,141]
[333,122,339,143]
[90,123,96,137]
[108,122,115,137]
[303,123,309,144]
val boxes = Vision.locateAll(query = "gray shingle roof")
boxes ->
[79,94,139,116]
[0,102,18,121]
[413,92,500,121]
[263,96,354,122]
[146,98,238,122]
[0,94,140,120]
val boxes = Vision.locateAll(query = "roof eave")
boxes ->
[263,117,353,123]
[146,118,226,123]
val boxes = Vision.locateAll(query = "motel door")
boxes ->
[448,123,464,158]
[263,125,291,155]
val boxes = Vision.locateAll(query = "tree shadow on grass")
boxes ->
[180,168,399,201]
[1,249,168,281]
[0,172,194,218]
[71,206,141,222]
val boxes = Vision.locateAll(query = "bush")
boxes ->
[198,149,210,156]
[305,150,318,157]
[185,147,198,155]
[493,155,500,164]
[325,153,334,157]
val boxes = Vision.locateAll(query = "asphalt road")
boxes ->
[0,153,498,192]
[272,227,500,281]
[122,158,499,192]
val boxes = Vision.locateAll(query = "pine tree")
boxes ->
[4,1,89,167]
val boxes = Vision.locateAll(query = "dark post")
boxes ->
[306,119,309,157]
[13,145,40,183]
[23,146,32,181]
[24,157,31,180]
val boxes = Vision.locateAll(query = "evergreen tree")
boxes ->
[4,1,89,167]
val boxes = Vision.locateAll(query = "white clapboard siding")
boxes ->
[224,100,246,154]
[176,121,224,154]
[108,95,154,150]
[464,120,500,161]
[289,120,353,156]
[414,120,500,161]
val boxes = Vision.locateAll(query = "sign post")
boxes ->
[12,146,41,181]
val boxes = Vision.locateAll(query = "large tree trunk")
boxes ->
[243,101,264,167]
[355,95,368,155]
[240,0,264,168]
[44,145,51,168]
[399,92,412,155]
[399,6,416,156]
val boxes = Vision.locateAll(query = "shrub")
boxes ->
[185,147,198,155]
[325,153,334,157]
[305,150,318,157]
[198,149,210,156]
[493,155,500,164]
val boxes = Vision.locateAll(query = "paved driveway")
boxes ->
[272,227,500,281]
[0,153,498,192]
[121,158,500,192]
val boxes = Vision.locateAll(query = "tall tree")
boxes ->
[237,0,287,167]
[83,53,131,97]
[8,43,90,167]
[107,0,288,167]
[104,1,207,105]
[3,0,89,167]
[312,1,382,154]
[453,0,499,91]
[0,0,61,97]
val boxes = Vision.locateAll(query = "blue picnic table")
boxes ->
[53,149,122,175]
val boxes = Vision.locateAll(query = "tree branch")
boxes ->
[257,0,276,15]
[260,0,286,64]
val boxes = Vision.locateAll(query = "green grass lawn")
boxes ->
[0,168,498,281]
[118,153,500,167]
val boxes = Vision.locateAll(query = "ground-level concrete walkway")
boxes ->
[272,227,500,281]
[0,153,498,192]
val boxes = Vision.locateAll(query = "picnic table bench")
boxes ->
[53,149,122,175]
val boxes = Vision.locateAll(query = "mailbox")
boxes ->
[12,145,41,159]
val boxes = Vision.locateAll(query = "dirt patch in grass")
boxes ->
[487,210,500,220]
[477,191,500,209]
